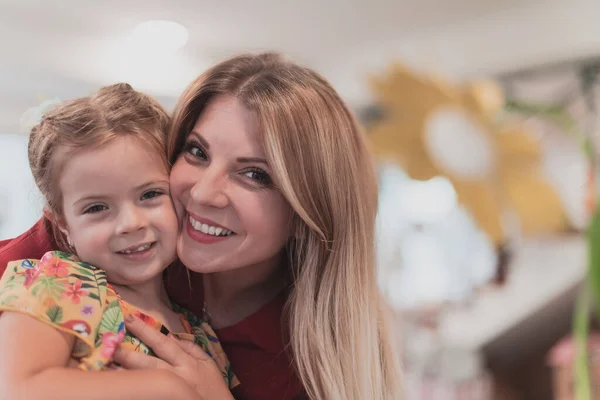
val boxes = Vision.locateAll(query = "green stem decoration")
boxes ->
[574,285,591,400]
[506,98,596,399]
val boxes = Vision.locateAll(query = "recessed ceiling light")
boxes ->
[131,20,188,51]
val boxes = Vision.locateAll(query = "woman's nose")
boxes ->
[189,167,230,209]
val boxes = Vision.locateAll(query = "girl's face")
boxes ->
[58,135,178,285]
[170,95,292,274]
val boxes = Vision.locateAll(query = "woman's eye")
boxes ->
[244,169,272,185]
[84,204,107,214]
[141,190,163,201]
[184,141,208,160]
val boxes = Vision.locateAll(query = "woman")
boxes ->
[0,53,401,399]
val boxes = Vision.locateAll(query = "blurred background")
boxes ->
[2,0,600,398]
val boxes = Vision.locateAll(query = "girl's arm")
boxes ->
[0,311,198,400]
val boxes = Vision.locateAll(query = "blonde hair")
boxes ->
[28,83,170,250]
[169,53,402,399]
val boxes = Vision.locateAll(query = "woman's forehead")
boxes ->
[190,96,265,157]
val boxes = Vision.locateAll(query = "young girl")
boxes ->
[0,84,237,400]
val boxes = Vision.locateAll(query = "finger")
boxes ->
[113,347,170,370]
[67,358,80,368]
[124,315,186,366]
[169,335,211,362]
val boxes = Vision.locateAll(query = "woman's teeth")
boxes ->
[189,216,233,237]
[119,243,152,254]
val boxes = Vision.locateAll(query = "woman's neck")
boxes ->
[202,254,288,329]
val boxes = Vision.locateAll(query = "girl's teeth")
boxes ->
[122,243,151,254]
[189,216,233,237]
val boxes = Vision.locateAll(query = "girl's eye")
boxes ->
[141,190,163,201]
[244,168,272,185]
[84,204,107,214]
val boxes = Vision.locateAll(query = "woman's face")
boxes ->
[170,95,292,274]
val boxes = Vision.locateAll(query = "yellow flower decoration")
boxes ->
[368,64,568,245]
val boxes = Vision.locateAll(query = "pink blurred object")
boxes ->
[547,333,600,399]
[548,333,600,366]
[402,339,493,400]
[403,373,493,400]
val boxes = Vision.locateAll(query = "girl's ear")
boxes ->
[43,206,73,249]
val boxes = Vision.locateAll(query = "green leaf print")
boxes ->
[46,306,64,324]
[32,276,65,300]
[89,292,100,301]
[226,364,235,385]
[94,334,102,348]
[0,295,18,306]
[80,283,97,289]
[95,273,107,286]
[99,300,123,334]
[4,274,25,290]
[52,251,76,260]
[123,333,155,356]
[78,261,99,271]
[192,327,210,352]
[73,266,95,277]
[69,274,94,283]
[90,270,107,304]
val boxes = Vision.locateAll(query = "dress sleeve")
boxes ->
[0,250,109,358]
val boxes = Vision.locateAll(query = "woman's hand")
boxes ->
[113,315,233,400]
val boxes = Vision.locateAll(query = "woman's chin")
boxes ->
[177,235,225,273]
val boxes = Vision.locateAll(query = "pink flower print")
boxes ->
[40,252,54,264]
[62,280,88,304]
[81,305,94,317]
[42,255,70,278]
[181,318,192,333]
[23,267,41,288]
[133,311,157,327]
[101,331,126,358]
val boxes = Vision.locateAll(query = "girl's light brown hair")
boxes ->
[168,53,402,399]
[28,83,170,250]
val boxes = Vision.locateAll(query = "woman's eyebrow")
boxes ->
[237,157,268,165]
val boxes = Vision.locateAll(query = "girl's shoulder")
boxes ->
[0,250,133,370]
[0,251,112,357]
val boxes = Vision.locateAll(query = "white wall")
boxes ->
[324,0,600,108]
[0,134,43,240]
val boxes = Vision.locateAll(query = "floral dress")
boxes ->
[0,251,239,389]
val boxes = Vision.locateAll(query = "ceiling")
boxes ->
[1,0,599,133]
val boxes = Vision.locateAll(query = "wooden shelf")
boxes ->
[438,235,586,350]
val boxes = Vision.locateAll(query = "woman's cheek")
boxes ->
[169,161,186,223]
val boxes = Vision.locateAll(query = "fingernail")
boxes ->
[125,314,134,323]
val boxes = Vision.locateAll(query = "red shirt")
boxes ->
[0,218,305,400]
